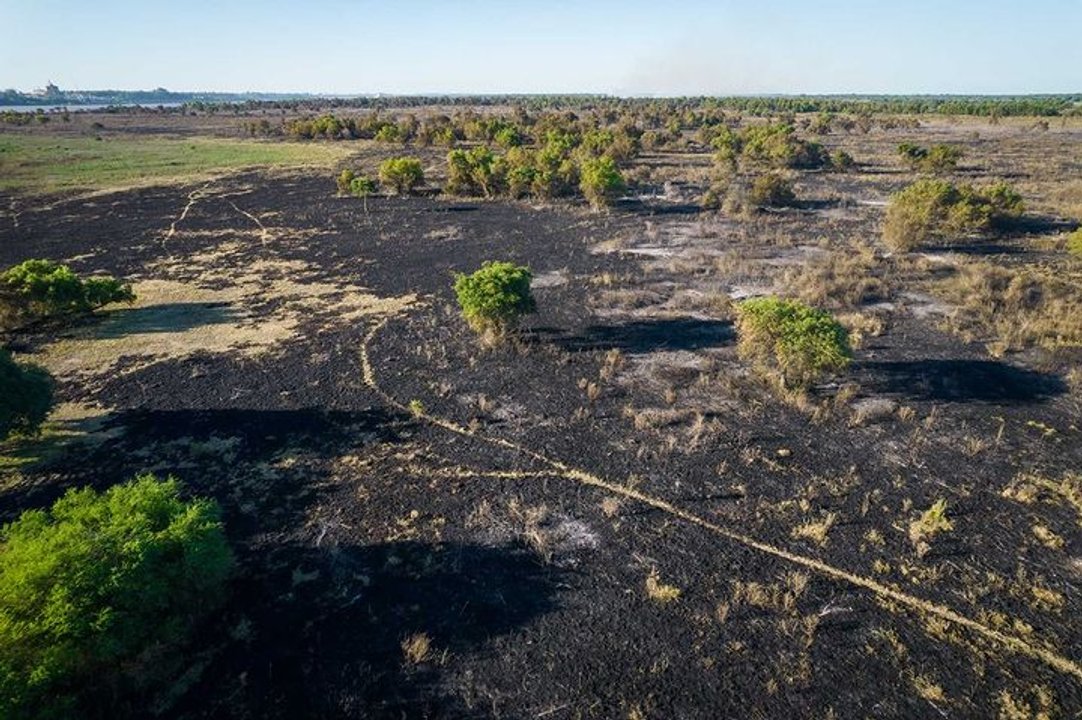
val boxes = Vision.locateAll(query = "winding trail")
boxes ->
[162,181,213,248]
[360,315,1082,684]
[6,199,20,230]
[229,201,271,245]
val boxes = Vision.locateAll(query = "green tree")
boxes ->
[0,351,54,440]
[446,147,506,198]
[453,261,536,341]
[0,475,233,719]
[882,179,1025,251]
[378,157,425,195]
[349,175,378,213]
[578,156,626,209]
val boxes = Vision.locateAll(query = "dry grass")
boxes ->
[645,570,681,604]
[782,246,893,310]
[931,260,1082,353]
[25,247,415,382]
[791,512,838,546]
[1002,472,1082,525]
[908,499,953,548]
[401,632,432,665]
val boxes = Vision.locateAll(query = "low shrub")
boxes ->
[578,155,626,209]
[378,157,425,195]
[453,261,536,339]
[897,143,963,173]
[882,179,1025,251]
[829,150,854,171]
[736,297,852,388]
[923,144,964,173]
[0,475,233,719]
[335,169,355,195]
[739,124,826,169]
[349,175,377,198]
[0,351,54,441]
[0,260,135,328]
[782,247,892,309]
[749,173,797,208]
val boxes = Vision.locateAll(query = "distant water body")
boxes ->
[0,103,185,112]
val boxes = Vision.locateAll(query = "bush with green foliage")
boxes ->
[882,179,1025,250]
[0,351,54,441]
[453,261,536,338]
[0,260,135,328]
[349,175,377,198]
[749,173,798,208]
[716,123,826,170]
[446,147,506,198]
[378,157,425,195]
[1067,227,1082,256]
[336,168,356,195]
[578,156,626,209]
[897,143,963,173]
[829,150,855,171]
[736,297,852,388]
[0,475,232,719]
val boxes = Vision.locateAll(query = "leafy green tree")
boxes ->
[504,147,538,198]
[446,147,506,198]
[374,123,404,143]
[349,175,378,212]
[0,351,54,440]
[923,144,964,173]
[736,297,852,388]
[453,261,536,340]
[739,123,826,169]
[378,157,425,195]
[0,475,233,719]
[493,124,525,149]
[579,156,626,209]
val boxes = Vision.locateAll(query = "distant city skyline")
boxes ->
[2,0,1080,95]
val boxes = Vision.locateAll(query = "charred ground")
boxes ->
[0,111,1080,719]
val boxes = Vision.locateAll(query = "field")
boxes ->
[1,104,1080,719]
[0,133,352,194]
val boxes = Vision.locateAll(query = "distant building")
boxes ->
[33,82,63,100]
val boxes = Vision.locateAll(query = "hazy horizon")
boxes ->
[2,0,1081,96]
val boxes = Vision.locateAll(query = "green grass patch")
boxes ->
[0,134,352,194]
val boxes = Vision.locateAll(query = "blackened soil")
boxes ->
[1,171,1080,719]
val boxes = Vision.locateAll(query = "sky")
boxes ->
[1,0,1080,95]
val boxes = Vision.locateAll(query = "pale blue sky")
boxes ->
[2,0,1079,94]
